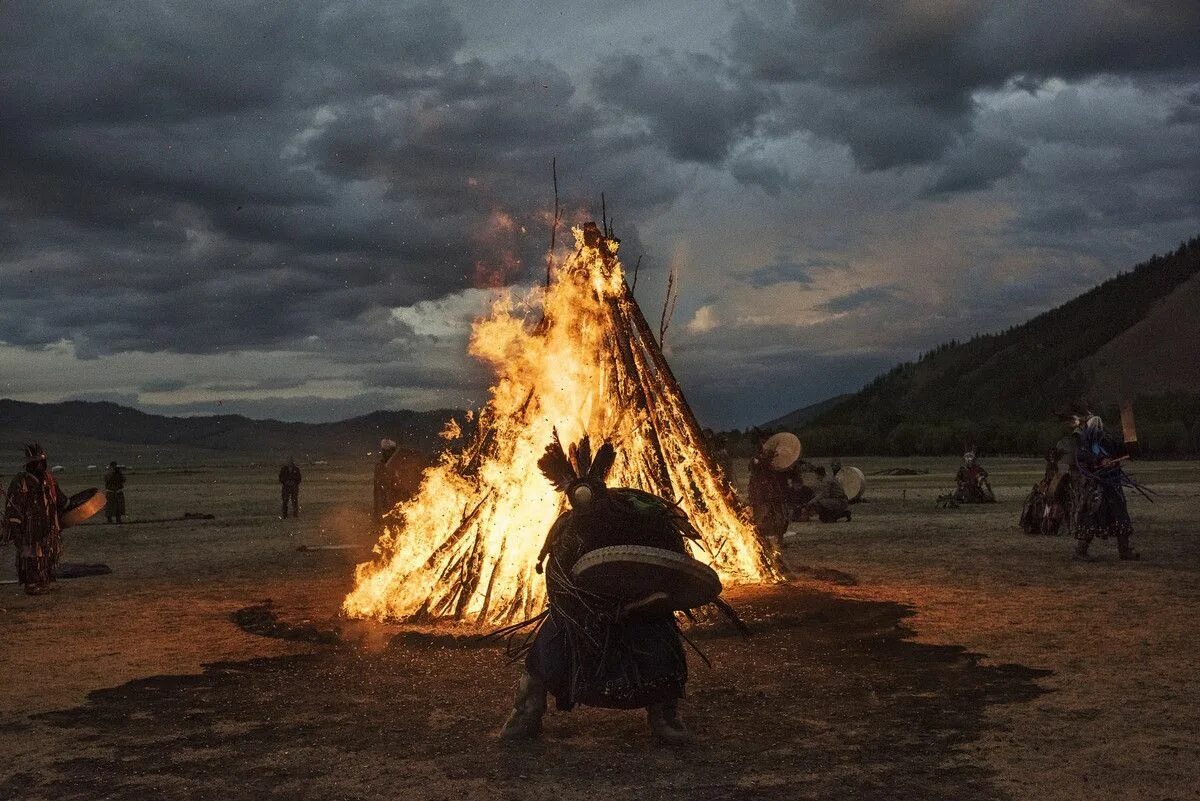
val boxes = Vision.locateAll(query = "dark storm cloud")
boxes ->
[0,0,679,362]
[817,286,895,314]
[0,0,464,125]
[591,51,774,163]
[744,258,844,288]
[2,0,1198,425]
[925,136,1028,196]
[728,0,1200,170]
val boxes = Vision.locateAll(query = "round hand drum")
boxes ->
[763,432,802,471]
[571,545,722,612]
[62,488,107,528]
[836,466,866,502]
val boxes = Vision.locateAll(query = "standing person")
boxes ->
[374,439,400,523]
[278,458,302,519]
[1066,409,1141,561]
[373,438,428,528]
[104,461,126,524]
[747,437,790,551]
[2,444,68,595]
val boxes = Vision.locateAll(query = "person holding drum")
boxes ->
[2,444,69,595]
[748,432,801,550]
[499,435,731,744]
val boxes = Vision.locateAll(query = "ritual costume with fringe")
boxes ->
[1069,415,1142,560]
[498,435,718,742]
[3,444,67,593]
[953,451,995,504]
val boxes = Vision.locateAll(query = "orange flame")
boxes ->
[344,225,776,626]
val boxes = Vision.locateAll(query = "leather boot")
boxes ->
[647,700,692,744]
[498,672,546,740]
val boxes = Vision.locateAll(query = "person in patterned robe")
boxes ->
[3,444,68,595]
[1068,413,1139,561]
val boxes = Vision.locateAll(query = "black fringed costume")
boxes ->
[523,435,696,711]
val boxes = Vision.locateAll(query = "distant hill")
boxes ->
[762,394,852,429]
[748,237,1200,456]
[813,237,1200,429]
[0,399,458,466]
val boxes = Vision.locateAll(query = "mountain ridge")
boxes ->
[759,236,1200,455]
[0,399,458,463]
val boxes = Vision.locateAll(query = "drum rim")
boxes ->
[571,544,722,608]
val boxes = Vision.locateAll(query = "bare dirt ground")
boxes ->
[0,456,1197,800]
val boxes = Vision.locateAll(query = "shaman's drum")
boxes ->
[62,488,107,528]
[763,432,803,471]
[572,545,722,612]
[837,466,866,502]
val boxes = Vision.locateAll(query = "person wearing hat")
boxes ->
[1060,405,1141,561]
[499,435,697,743]
[104,461,127,524]
[2,444,69,594]
[747,433,792,551]
[953,449,995,503]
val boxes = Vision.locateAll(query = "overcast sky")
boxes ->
[1,0,1198,428]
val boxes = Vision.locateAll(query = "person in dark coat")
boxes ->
[104,461,126,523]
[1067,412,1140,561]
[373,439,428,527]
[3,444,68,595]
[499,436,695,743]
[279,458,302,519]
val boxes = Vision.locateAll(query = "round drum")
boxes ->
[61,488,106,528]
[571,544,722,611]
[837,466,866,502]
[763,432,802,471]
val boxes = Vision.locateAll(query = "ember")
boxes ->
[344,223,777,626]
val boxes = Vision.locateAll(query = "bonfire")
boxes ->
[344,223,777,627]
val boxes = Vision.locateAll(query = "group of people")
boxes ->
[1020,403,1142,561]
[746,438,853,551]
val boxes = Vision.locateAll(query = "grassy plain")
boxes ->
[0,456,1196,800]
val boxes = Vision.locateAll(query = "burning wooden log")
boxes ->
[344,222,777,628]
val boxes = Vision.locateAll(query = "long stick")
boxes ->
[621,281,743,510]
[659,266,678,345]
[545,157,560,291]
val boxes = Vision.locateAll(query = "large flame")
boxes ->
[344,226,776,626]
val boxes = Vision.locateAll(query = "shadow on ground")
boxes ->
[1,584,1049,801]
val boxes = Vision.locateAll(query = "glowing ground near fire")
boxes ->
[344,226,775,626]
